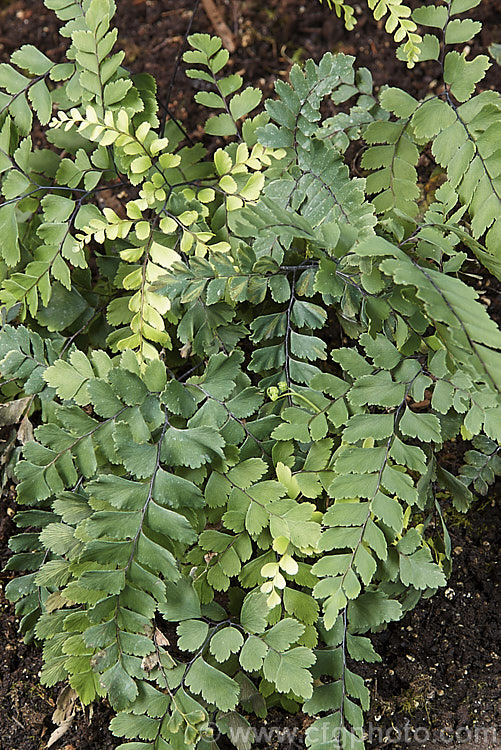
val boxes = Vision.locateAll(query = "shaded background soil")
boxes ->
[0,0,500,748]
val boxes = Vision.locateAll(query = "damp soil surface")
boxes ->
[0,0,500,749]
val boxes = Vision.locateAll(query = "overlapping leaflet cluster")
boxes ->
[0,1,278,360]
[1,1,500,749]
[318,0,422,65]
[360,0,501,268]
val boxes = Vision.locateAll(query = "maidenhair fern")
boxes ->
[460,435,501,495]
[361,0,501,263]
[318,0,422,65]
[1,1,500,749]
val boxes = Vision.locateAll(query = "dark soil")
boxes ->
[0,1,500,749]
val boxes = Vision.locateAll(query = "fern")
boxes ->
[1,1,500,749]
[360,0,501,262]
[183,34,263,139]
[318,0,422,65]
[460,435,501,495]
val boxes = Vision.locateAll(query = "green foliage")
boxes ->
[1,1,499,749]
[489,42,501,65]
[459,435,501,495]
[183,34,263,138]
[318,0,422,65]
[360,1,501,262]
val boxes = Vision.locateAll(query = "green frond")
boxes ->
[1,4,499,748]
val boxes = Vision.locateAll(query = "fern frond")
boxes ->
[2,5,500,748]
[318,0,422,66]
[460,435,501,495]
